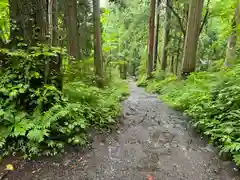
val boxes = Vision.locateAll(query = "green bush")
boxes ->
[136,71,171,88]
[136,75,148,87]
[145,74,177,94]
[64,78,129,128]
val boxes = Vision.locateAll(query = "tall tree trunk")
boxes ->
[52,0,58,46]
[47,0,53,43]
[123,63,127,79]
[235,2,240,33]
[60,12,67,47]
[225,33,236,66]
[93,0,104,88]
[161,0,171,71]
[66,0,80,61]
[183,2,189,30]
[153,0,161,70]
[9,0,21,41]
[9,0,33,44]
[181,0,204,76]
[170,55,174,73]
[49,0,62,89]
[147,0,156,78]
[33,0,48,83]
[120,62,127,80]
[225,3,240,66]
[34,0,47,44]
[175,36,181,75]
[182,2,189,49]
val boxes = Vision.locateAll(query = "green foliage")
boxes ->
[0,45,129,159]
[145,72,177,93]
[136,75,148,87]
[64,77,129,128]
[102,0,149,77]
[198,0,237,66]
[137,71,177,93]
[0,0,9,42]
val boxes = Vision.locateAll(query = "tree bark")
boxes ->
[49,0,61,89]
[52,0,58,46]
[170,55,174,73]
[175,36,181,75]
[225,18,237,66]
[120,62,127,79]
[8,0,62,90]
[9,0,33,44]
[147,0,156,78]
[181,0,204,76]
[60,11,67,47]
[9,0,21,41]
[183,2,189,30]
[34,0,48,43]
[161,0,171,71]
[153,0,161,70]
[235,2,240,30]
[47,0,53,43]
[66,0,80,61]
[8,0,48,45]
[93,0,104,88]
[224,3,240,66]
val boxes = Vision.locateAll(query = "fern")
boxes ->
[221,143,240,153]
[27,128,49,143]
[233,154,240,166]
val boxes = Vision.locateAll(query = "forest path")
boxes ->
[2,80,240,180]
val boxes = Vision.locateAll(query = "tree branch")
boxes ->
[166,3,186,36]
[199,11,209,35]
[199,0,210,35]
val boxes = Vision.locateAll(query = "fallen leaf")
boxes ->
[5,164,14,171]
[147,175,153,180]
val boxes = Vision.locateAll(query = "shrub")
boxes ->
[145,74,177,94]
[136,75,148,87]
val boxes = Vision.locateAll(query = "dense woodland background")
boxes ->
[1,0,240,168]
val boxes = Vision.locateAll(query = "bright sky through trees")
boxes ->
[100,0,108,7]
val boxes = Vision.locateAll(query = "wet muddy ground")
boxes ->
[1,81,240,180]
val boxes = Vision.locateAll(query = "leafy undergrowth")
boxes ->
[0,47,129,160]
[137,71,177,94]
[138,66,240,166]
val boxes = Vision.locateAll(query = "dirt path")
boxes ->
[1,81,240,180]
